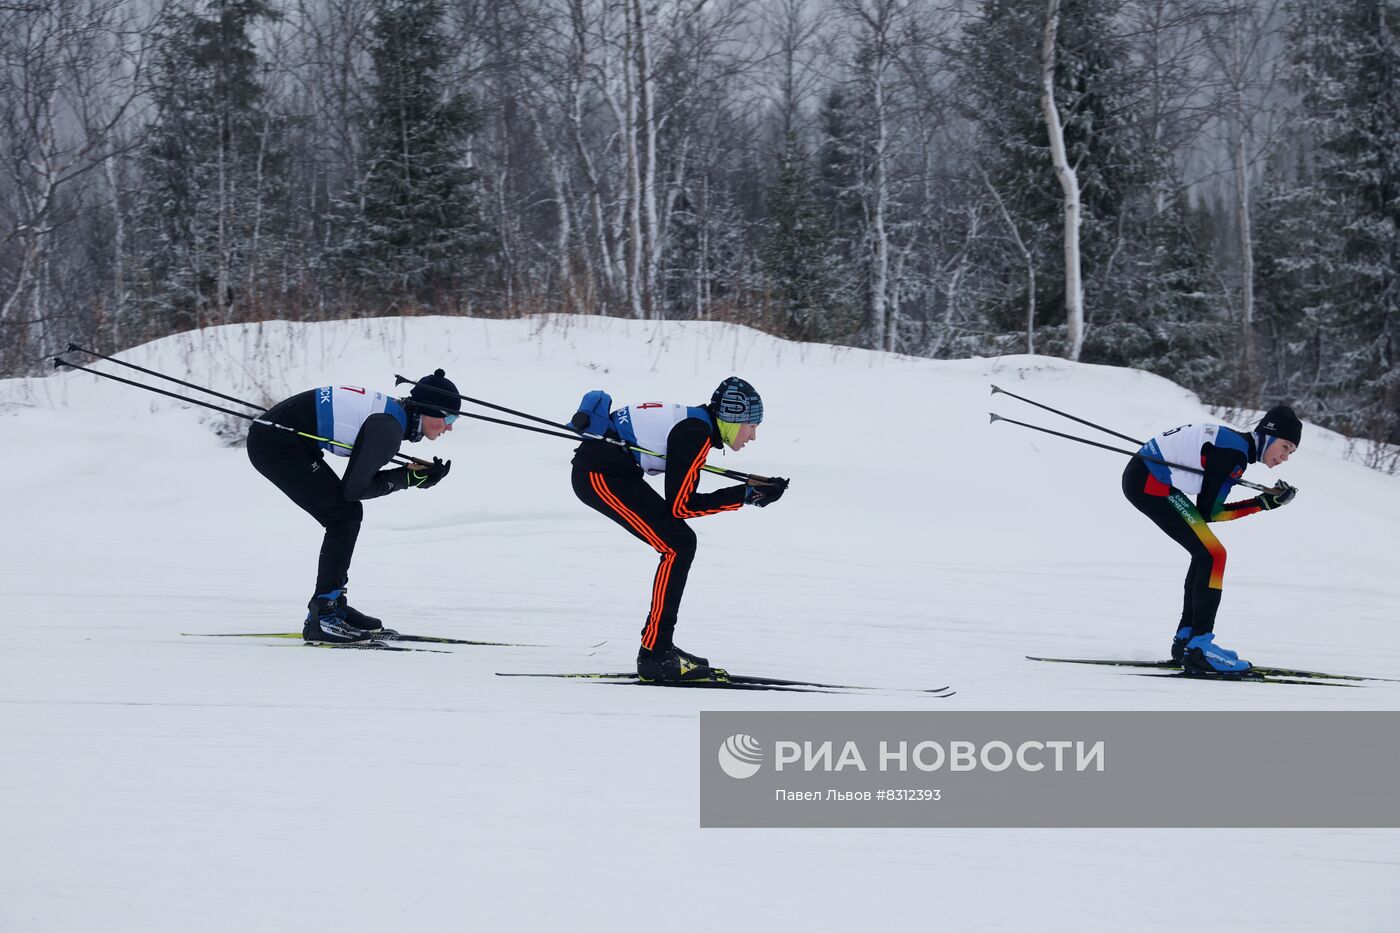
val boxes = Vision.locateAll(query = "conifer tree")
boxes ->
[1264,0,1400,442]
[134,0,284,332]
[761,133,854,342]
[337,0,483,304]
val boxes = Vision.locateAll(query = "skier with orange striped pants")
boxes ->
[569,377,787,683]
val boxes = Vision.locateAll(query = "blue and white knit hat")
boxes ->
[711,376,763,424]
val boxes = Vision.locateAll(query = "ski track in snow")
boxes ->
[2,316,1397,931]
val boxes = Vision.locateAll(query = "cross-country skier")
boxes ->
[1121,406,1302,674]
[569,377,789,683]
[247,369,461,643]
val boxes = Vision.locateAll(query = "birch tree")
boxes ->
[834,0,908,353]
[1040,0,1084,361]
[1202,0,1287,399]
[0,0,151,368]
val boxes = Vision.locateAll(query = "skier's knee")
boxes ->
[323,499,363,531]
[670,523,697,560]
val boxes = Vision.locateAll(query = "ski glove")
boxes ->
[744,476,790,508]
[1256,479,1297,510]
[407,457,452,490]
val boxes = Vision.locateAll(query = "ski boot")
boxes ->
[673,645,709,667]
[337,586,388,634]
[1182,633,1252,676]
[636,645,725,684]
[303,591,375,644]
[1170,626,1192,665]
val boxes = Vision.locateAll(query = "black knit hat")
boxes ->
[408,369,462,417]
[711,376,763,424]
[1257,405,1302,446]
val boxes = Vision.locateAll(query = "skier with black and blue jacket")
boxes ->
[569,377,788,683]
[1121,406,1302,674]
[247,369,461,643]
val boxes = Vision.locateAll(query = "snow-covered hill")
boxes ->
[2,316,1396,931]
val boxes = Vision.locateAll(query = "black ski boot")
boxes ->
[303,595,374,644]
[337,588,384,633]
[673,645,709,667]
[636,645,724,683]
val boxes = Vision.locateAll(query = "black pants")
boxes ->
[1121,458,1225,636]
[572,466,698,652]
[247,424,363,596]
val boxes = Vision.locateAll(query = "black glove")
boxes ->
[1256,479,1297,510]
[744,476,789,508]
[407,457,451,490]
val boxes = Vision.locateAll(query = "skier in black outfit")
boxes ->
[1121,405,1302,674]
[570,377,789,683]
[247,369,461,642]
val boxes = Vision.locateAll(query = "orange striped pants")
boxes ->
[572,467,698,651]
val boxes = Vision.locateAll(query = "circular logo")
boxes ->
[718,733,763,779]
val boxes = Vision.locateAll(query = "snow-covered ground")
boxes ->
[2,315,1396,931]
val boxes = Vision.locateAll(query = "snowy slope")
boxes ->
[1,315,1396,931]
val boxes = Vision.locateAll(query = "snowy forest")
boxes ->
[1,0,1396,452]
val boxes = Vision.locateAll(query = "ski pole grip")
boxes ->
[394,374,412,387]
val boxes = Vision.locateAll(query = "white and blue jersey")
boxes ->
[609,402,713,474]
[314,386,408,457]
[1139,423,1251,497]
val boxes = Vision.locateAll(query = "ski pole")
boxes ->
[67,343,267,413]
[990,383,1143,445]
[66,344,426,466]
[441,403,772,485]
[988,412,1278,494]
[54,357,428,467]
[393,373,778,485]
[66,344,425,463]
[395,373,569,434]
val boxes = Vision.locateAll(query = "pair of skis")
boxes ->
[1027,655,1398,687]
[183,631,546,655]
[182,631,577,648]
[183,632,954,695]
[496,670,955,696]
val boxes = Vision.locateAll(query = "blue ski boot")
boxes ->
[1182,633,1251,675]
[303,591,374,644]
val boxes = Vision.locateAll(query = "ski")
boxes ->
[303,640,449,654]
[494,672,843,693]
[495,671,955,696]
[598,679,846,693]
[379,632,605,648]
[180,631,588,648]
[1136,672,1362,688]
[1027,655,1398,683]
